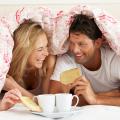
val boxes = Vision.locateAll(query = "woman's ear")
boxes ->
[94,38,103,48]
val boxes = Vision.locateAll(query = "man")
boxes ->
[49,14,120,106]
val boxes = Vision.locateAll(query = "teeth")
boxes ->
[36,58,45,62]
[76,54,83,57]
[36,59,44,62]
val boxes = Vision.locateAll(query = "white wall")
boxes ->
[0,0,120,20]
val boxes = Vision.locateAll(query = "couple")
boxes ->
[1,13,120,111]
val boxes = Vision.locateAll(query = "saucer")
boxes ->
[32,107,81,119]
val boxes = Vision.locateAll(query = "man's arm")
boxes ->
[95,95,120,106]
[49,80,70,93]
[94,89,120,105]
[72,76,120,106]
[97,89,120,97]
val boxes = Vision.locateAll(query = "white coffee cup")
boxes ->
[56,93,79,112]
[33,94,55,113]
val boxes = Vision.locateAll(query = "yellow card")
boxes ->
[60,68,81,85]
[20,96,42,112]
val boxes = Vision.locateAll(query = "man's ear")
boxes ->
[94,38,103,48]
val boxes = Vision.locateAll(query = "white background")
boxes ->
[0,0,120,4]
[0,0,120,20]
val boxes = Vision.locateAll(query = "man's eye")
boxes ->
[79,43,87,46]
[70,41,74,45]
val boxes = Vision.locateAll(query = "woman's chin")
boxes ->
[35,64,42,69]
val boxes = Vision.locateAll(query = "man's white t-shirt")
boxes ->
[51,47,120,93]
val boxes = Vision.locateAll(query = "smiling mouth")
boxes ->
[75,54,84,58]
[37,60,44,62]
[38,61,42,63]
[36,58,45,62]
[36,60,43,65]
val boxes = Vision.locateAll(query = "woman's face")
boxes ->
[28,33,48,69]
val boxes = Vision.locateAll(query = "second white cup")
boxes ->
[56,93,79,112]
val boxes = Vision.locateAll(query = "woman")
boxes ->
[3,20,56,98]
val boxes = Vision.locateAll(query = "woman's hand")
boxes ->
[0,89,22,111]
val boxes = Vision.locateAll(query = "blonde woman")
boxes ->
[3,20,56,98]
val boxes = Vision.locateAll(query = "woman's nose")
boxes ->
[43,48,49,56]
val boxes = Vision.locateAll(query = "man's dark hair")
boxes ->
[69,14,102,40]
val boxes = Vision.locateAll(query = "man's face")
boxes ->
[69,32,97,65]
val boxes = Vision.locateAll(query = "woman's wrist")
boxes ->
[0,100,6,111]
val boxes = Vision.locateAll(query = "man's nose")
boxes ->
[73,44,81,53]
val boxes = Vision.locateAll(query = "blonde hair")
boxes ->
[9,20,47,86]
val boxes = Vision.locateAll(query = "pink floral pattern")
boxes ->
[0,18,14,92]
[52,5,120,55]
[1,5,120,91]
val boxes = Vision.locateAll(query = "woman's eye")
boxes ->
[36,47,48,52]
[37,48,42,51]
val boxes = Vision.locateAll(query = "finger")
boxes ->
[14,89,22,97]
[67,83,74,90]
[72,80,87,88]
[6,96,21,104]
[4,90,21,101]
[82,76,88,82]
[74,76,83,82]
[75,86,86,91]
[3,96,17,105]
[9,89,22,98]
[76,81,87,86]
[75,89,85,96]
[5,98,15,104]
[6,92,19,100]
[74,86,86,94]
[5,93,20,101]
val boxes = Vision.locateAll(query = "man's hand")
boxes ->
[71,76,97,104]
